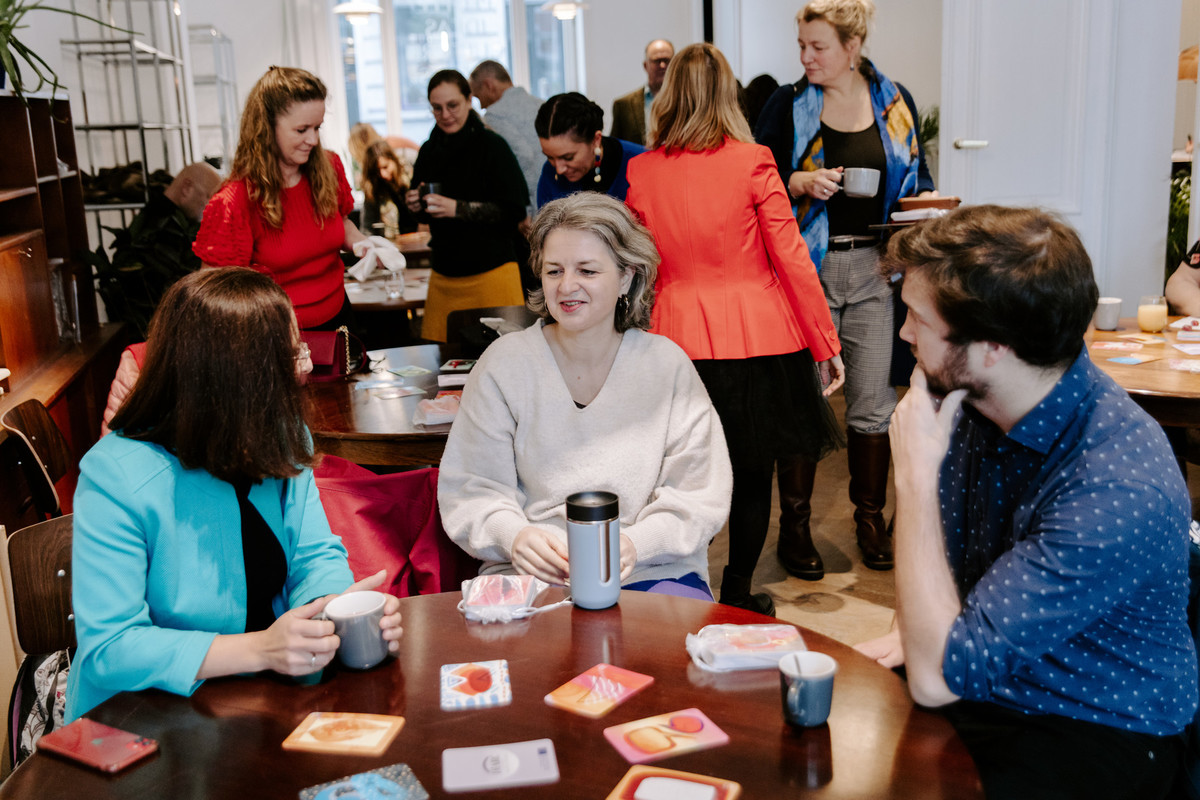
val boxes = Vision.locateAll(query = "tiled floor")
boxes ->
[708,392,1200,650]
[707,392,897,649]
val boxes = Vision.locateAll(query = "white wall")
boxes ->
[1176,0,1199,151]
[721,0,941,120]
[580,0,701,128]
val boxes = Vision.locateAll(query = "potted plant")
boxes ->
[0,0,132,103]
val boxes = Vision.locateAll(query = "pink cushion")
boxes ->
[313,455,480,597]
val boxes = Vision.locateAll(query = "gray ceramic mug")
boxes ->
[325,590,389,670]
[780,651,838,727]
[842,167,881,198]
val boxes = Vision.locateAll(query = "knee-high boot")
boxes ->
[847,428,894,570]
[775,458,824,580]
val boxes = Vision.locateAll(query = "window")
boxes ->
[338,0,579,146]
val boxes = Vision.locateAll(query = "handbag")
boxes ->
[300,325,367,382]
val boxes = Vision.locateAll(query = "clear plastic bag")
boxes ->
[457,574,568,623]
[685,623,807,672]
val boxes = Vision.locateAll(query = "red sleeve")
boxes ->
[328,152,354,218]
[193,179,255,267]
[752,148,840,361]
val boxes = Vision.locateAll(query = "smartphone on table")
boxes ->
[37,718,158,773]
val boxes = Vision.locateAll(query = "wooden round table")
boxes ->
[2,591,981,798]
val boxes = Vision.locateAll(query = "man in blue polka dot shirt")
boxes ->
[857,205,1198,799]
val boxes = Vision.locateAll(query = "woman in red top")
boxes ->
[195,67,390,331]
[626,43,843,614]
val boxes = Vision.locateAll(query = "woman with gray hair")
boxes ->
[438,193,732,598]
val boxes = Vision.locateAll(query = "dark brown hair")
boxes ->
[881,204,1099,368]
[362,139,406,203]
[110,268,313,482]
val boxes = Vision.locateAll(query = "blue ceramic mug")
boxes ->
[780,651,838,727]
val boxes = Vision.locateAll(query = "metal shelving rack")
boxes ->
[189,25,239,172]
[62,0,198,249]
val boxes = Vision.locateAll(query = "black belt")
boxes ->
[827,235,880,252]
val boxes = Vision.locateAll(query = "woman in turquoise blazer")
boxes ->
[67,268,403,722]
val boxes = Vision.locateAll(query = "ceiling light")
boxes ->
[334,1,382,27]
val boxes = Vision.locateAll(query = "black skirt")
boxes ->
[693,350,844,470]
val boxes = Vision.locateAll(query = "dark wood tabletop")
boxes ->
[305,343,456,466]
[3,591,982,799]
[1086,317,1200,426]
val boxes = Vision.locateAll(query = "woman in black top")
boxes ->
[405,70,529,340]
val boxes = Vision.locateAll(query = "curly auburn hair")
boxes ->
[231,66,338,229]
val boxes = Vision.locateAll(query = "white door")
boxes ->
[939,0,1179,302]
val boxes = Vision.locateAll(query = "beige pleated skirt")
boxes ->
[420,262,524,342]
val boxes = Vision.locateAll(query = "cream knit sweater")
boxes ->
[438,321,732,585]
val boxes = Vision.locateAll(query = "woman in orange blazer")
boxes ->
[626,42,844,614]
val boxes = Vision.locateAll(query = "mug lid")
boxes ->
[566,491,619,521]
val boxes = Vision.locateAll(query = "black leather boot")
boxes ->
[718,566,776,616]
[776,458,824,580]
[847,428,894,571]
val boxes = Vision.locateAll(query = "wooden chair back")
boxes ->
[0,515,75,657]
[1,399,72,517]
[0,434,49,533]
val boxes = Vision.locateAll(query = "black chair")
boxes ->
[445,305,539,357]
[446,307,540,357]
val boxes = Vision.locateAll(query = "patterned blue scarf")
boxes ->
[791,60,920,270]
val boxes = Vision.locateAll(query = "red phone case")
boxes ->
[37,718,158,773]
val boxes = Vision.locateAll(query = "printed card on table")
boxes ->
[281,712,405,756]
[545,664,654,718]
[299,763,429,800]
[1108,354,1160,365]
[1092,341,1141,351]
[1117,333,1166,345]
[389,364,432,377]
[439,359,477,372]
[603,708,729,764]
[440,660,512,710]
[605,765,742,800]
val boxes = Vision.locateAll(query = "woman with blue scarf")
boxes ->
[756,0,935,580]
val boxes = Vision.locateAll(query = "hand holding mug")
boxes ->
[790,167,843,201]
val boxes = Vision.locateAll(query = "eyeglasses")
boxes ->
[646,58,671,67]
[295,342,311,362]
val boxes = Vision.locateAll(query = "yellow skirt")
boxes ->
[421,262,525,341]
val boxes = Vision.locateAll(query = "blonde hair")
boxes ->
[526,193,658,333]
[798,0,875,46]
[231,66,338,229]
[647,43,753,153]
[348,122,383,168]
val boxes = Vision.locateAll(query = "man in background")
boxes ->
[94,162,222,337]
[610,39,674,146]
[470,60,542,220]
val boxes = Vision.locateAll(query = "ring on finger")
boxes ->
[310,653,317,668]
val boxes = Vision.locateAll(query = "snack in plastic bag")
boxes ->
[413,394,460,426]
[458,574,568,623]
[685,623,806,672]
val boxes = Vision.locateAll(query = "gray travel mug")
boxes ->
[566,491,621,610]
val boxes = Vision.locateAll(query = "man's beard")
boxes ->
[919,342,989,401]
